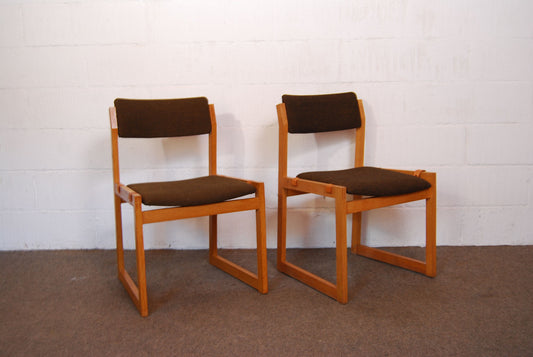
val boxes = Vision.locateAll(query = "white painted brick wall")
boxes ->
[0,4,24,47]
[1,0,532,250]
[23,2,147,46]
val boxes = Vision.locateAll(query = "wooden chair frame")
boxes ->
[276,99,436,303]
[110,104,268,316]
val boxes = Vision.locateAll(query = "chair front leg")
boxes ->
[133,196,148,316]
[277,187,288,269]
[115,194,148,317]
[209,215,218,261]
[114,195,125,276]
[334,188,348,304]
[255,184,268,294]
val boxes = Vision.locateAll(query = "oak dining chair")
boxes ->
[110,97,268,316]
[276,92,436,303]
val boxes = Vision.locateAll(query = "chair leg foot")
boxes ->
[118,268,148,317]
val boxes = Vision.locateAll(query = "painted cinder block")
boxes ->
[73,2,147,45]
[373,125,465,167]
[22,2,74,46]
[211,42,284,84]
[433,167,469,207]
[0,47,86,88]
[148,0,231,43]
[467,124,533,165]
[118,135,210,170]
[85,44,213,87]
[470,39,533,81]
[137,217,211,250]
[217,210,262,248]
[434,207,465,246]
[468,166,530,206]
[240,126,279,169]
[490,0,533,38]
[27,88,113,130]
[0,4,24,47]
[339,40,413,82]
[211,40,340,85]
[462,206,533,245]
[469,82,533,124]
[434,165,530,208]
[23,2,146,46]
[0,89,30,128]
[0,129,109,170]
[401,83,473,125]
[403,1,470,39]
[150,0,360,43]
[340,38,472,82]
[33,170,111,210]
[362,207,427,247]
[0,211,105,250]
[0,172,36,210]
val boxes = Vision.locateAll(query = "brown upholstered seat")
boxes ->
[128,175,256,207]
[297,167,431,197]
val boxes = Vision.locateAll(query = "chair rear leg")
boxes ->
[425,178,437,277]
[209,215,218,262]
[350,211,362,254]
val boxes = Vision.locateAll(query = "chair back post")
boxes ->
[208,104,217,176]
[355,99,366,168]
[109,106,121,187]
[276,103,289,184]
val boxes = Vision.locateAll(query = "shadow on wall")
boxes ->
[215,112,246,178]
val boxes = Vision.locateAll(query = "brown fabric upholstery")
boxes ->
[282,92,361,133]
[114,97,211,138]
[297,167,431,197]
[128,175,256,207]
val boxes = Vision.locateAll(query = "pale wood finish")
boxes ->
[277,99,437,303]
[110,103,268,317]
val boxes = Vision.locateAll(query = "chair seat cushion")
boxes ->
[297,167,431,197]
[128,175,256,207]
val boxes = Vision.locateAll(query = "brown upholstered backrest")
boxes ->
[282,92,361,133]
[114,97,211,138]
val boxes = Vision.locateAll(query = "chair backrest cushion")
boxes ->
[282,92,361,133]
[114,97,211,138]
